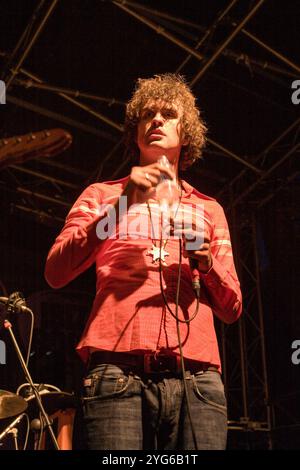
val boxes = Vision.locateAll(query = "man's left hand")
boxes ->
[174,225,212,273]
[183,237,212,273]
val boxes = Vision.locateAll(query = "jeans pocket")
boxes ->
[82,364,133,401]
[192,371,227,415]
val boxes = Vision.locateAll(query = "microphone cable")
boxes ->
[158,233,200,324]
[157,230,199,450]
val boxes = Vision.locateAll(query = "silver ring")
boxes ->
[145,172,150,181]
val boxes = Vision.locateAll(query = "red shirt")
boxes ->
[45,177,242,370]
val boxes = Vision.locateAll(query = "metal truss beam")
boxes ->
[175,0,239,73]
[251,211,272,437]
[231,142,299,207]
[207,138,261,174]
[234,23,300,75]
[19,69,124,132]
[113,0,205,62]
[2,0,272,183]
[9,164,78,189]
[123,0,299,84]
[217,117,300,201]
[222,202,273,447]
[17,186,70,207]
[111,0,262,176]
[4,0,59,90]
[2,1,296,224]
[14,78,126,107]
[256,171,299,209]
[12,203,65,224]
[4,1,298,186]
[6,94,117,142]
[129,1,298,81]
[190,0,266,86]
[121,0,208,32]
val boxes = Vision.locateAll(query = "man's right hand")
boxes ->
[124,162,175,205]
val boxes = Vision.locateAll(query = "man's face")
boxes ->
[136,99,186,164]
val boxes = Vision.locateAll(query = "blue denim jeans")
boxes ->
[82,364,227,450]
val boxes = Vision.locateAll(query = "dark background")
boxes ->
[0,0,299,449]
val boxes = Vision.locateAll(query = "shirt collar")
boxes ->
[180,179,194,198]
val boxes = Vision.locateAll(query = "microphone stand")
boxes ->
[10,428,19,450]
[0,413,25,448]
[2,301,60,450]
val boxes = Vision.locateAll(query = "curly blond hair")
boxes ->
[124,73,207,170]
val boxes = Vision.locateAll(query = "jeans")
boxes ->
[82,364,227,450]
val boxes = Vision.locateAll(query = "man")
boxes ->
[45,74,242,450]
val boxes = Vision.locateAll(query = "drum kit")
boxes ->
[0,291,79,451]
[0,387,78,450]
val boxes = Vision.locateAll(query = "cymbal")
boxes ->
[25,391,79,416]
[0,390,28,419]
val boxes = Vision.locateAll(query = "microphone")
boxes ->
[0,296,31,314]
[189,258,201,298]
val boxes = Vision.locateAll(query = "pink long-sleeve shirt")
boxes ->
[45,177,242,369]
